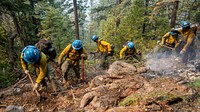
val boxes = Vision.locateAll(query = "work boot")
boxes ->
[38,85,47,92]
[50,79,62,92]
[74,78,81,84]
[62,78,67,84]
[62,78,69,88]
[63,82,69,88]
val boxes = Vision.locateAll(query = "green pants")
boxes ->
[47,62,61,92]
[99,52,110,70]
[61,60,80,81]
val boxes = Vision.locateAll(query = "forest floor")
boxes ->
[1,54,200,112]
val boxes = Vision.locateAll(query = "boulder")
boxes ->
[108,61,136,76]
[5,105,24,112]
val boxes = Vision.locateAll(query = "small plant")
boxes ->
[0,72,16,88]
[0,64,16,88]
[189,78,200,89]
[196,97,200,106]
[118,94,142,106]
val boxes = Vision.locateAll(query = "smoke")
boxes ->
[145,52,178,72]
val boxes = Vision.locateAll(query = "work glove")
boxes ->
[33,83,40,91]
[159,42,164,46]
[81,54,87,60]
[24,69,29,75]
[90,51,96,54]
[107,52,111,56]
[180,49,186,55]
[57,60,61,67]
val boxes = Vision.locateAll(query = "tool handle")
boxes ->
[82,59,85,85]
[27,73,40,96]
[160,44,175,50]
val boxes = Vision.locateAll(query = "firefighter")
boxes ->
[20,45,48,91]
[120,41,140,62]
[176,21,196,65]
[58,40,87,86]
[155,29,179,58]
[90,35,113,69]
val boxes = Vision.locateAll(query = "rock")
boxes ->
[5,105,25,112]
[90,96,101,108]
[13,88,22,95]
[106,106,142,112]
[80,91,97,108]
[107,61,136,76]
[179,70,200,81]
[137,67,147,74]
[195,63,200,72]
[89,75,112,88]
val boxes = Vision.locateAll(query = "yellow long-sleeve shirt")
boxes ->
[21,52,47,84]
[58,44,87,65]
[177,29,195,51]
[96,40,112,53]
[161,32,178,47]
[120,46,137,59]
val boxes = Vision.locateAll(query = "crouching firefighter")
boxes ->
[120,41,141,62]
[58,40,88,87]
[21,45,48,92]
[155,29,179,58]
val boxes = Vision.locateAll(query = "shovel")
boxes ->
[82,58,85,86]
[159,44,175,50]
[27,72,40,97]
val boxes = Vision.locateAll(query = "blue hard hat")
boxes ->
[181,21,190,29]
[170,30,178,36]
[92,35,98,41]
[72,40,82,50]
[22,45,40,64]
[127,42,134,49]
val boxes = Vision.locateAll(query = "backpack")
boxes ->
[35,38,57,60]
[122,40,131,47]
[110,44,115,56]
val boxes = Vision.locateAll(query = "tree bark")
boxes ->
[73,0,79,39]
[8,32,17,71]
[170,0,179,28]
[29,0,39,34]
[10,12,26,46]
[7,12,17,71]
[142,0,149,33]
[116,0,122,5]
[116,0,122,28]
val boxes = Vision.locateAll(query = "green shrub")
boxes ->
[0,65,16,88]
[118,94,142,106]
[189,78,200,88]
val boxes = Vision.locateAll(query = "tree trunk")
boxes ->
[5,13,17,71]
[116,0,122,28]
[29,0,39,34]
[10,12,26,46]
[170,0,179,28]
[73,0,79,39]
[142,0,149,33]
[116,0,122,5]
[8,32,17,71]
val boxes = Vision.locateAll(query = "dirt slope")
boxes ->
[0,57,200,112]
